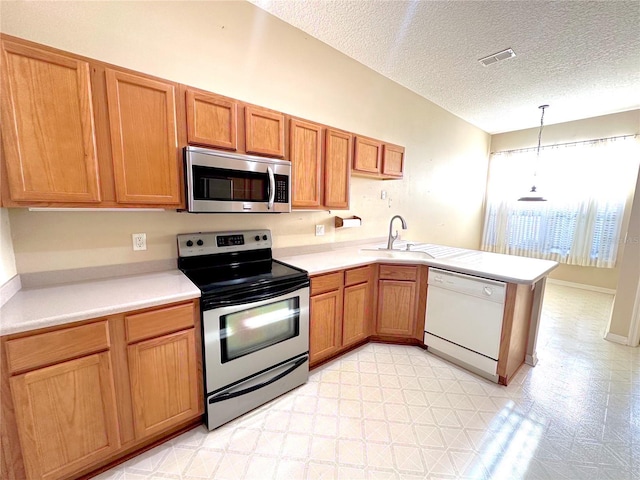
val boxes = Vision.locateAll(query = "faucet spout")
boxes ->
[387,215,408,250]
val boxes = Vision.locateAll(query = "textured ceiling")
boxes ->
[249,0,640,134]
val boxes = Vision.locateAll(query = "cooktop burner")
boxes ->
[177,229,308,296]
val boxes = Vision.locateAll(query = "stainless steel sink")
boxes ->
[359,242,469,260]
[359,248,433,260]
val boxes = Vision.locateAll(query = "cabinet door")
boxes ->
[382,144,404,178]
[244,105,285,158]
[128,329,199,439]
[376,280,417,336]
[353,136,382,174]
[343,282,371,348]
[324,129,351,209]
[10,353,119,480]
[290,119,322,208]
[186,89,237,150]
[105,69,181,205]
[309,290,343,365]
[0,41,101,203]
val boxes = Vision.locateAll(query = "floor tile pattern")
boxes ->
[96,284,639,479]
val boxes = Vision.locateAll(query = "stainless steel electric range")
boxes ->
[177,229,310,430]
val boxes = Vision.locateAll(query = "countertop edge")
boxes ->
[0,290,201,337]
[277,246,559,284]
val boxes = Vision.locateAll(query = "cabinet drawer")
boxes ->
[379,265,418,281]
[126,302,195,343]
[5,321,110,375]
[345,265,372,287]
[310,271,343,296]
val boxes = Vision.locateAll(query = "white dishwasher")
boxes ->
[424,267,506,382]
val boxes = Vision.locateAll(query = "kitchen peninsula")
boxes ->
[275,240,558,385]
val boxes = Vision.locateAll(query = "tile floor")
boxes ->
[96,284,639,479]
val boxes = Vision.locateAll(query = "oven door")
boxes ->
[202,284,309,394]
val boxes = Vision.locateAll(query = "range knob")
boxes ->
[255,235,260,241]
[197,239,204,246]
[186,240,193,247]
[262,234,268,241]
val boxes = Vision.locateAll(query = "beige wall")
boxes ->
[490,110,640,290]
[0,209,17,283]
[0,1,490,274]
[609,167,640,342]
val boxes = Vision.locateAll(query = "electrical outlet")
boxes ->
[132,233,147,251]
[381,190,387,200]
[315,225,325,236]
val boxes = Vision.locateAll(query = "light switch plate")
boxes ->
[315,225,325,236]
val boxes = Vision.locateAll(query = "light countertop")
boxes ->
[0,270,200,336]
[1,241,557,337]
[276,241,558,284]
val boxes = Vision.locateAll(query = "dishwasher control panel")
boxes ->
[427,267,506,304]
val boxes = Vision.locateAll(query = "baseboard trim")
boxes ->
[547,278,616,295]
[604,332,629,345]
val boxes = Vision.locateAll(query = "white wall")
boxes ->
[1,1,490,274]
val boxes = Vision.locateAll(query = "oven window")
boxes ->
[193,166,267,202]
[220,297,300,363]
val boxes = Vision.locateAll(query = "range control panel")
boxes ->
[177,229,272,257]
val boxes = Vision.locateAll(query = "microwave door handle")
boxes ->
[267,166,275,210]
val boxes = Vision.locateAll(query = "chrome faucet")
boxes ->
[387,215,408,249]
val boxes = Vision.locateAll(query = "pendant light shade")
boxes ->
[518,105,549,202]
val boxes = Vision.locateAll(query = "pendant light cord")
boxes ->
[534,104,548,176]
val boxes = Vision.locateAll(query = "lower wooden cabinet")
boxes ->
[375,264,428,340]
[128,329,200,439]
[309,271,343,365]
[342,266,373,348]
[376,279,417,336]
[10,352,120,480]
[309,265,373,366]
[1,299,203,480]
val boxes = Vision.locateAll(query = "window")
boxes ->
[482,136,639,268]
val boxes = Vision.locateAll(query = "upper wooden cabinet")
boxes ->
[0,40,101,203]
[353,136,382,175]
[245,105,285,158]
[324,129,352,209]
[0,35,186,209]
[185,89,237,151]
[382,143,405,178]
[290,119,323,208]
[105,69,181,205]
[353,135,405,179]
[289,121,351,210]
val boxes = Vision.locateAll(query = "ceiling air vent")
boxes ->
[478,48,516,67]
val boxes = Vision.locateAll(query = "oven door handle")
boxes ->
[267,166,275,210]
[208,355,307,404]
[204,280,309,309]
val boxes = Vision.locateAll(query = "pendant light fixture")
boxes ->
[518,104,549,202]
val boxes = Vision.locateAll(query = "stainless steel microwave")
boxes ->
[184,147,291,213]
